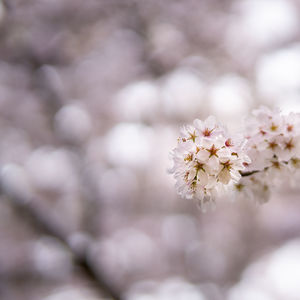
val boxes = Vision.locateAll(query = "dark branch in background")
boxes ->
[0,4,150,298]
[0,21,125,298]
[1,190,123,300]
[240,170,260,177]
[240,160,289,177]
[2,0,12,11]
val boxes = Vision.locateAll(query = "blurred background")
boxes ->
[1,0,300,299]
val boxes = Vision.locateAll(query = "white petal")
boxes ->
[230,169,241,182]
[204,115,217,129]
[197,170,208,186]
[205,156,221,174]
[193,119,204,131]
[218,169,231,184]
[218,148,231,159]
[196,149,210,162]
[201,138,213,149]
[188,169,197,181]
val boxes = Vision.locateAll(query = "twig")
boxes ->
[240,170,260,177]
[240,160,289,177]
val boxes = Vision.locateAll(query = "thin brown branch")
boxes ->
[240,160,289,177]
[240,170,260,177]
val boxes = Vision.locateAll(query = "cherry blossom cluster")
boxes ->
[170,107,300,211]
[233,106,300,204]
[169,116,250,212]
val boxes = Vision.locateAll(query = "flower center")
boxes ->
[187,131,197,142]
[285,139,294,150]
[195,161,204,172]
[270,123,278,131]
[221,160,232,170]
[291,158,300,167]
[260,129,266,135]
[287,124,293,132]
[235,183,244,191]
[207,144,219,157]
[272,161,280,169]
[203,128,213,137]
[268,141,277,150]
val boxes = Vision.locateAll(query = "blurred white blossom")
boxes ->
[227,0,298,49]
[229,239,300,300]
[54,104,92,143]
[43,287,100,300]
[209,75,252,129]
[33,237,72,279]
[245,106,300,169]
[105,123,154,168]
[127,277,206,300]
[114,80,160,122]
[162,70,205,119]
[256,45,300,102]
[231,107,300,203]
[0,163,33,202]
[25,147,78,193]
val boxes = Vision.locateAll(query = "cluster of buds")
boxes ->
[169,116,250,212]
[169,107,300,211]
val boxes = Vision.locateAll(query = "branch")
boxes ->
[1,192,123,300]
[240,160,289,177]
[2,0,12,11]
[240,170,260,177]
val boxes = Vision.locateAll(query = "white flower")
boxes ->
[170,107,300,210]
[287,157,300,187]
[193,115,224,138]
[239,106,300,204]
[170,116,250,211]
[245,106,300,172]
[231,173,271,205]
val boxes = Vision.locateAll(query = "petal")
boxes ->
[204,115,217,129]
[197,170,208,186]
[206,176,217,188]
[188,169,197,181]
[205,156,221,174]
[218,169,231,184]
[218,148,231,161]
[193,119,204,131]
[230,169,241,182]
[201,138,213,149]
[196,149,210,162]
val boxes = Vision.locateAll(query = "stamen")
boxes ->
[285,139,294,150]
[270,123,278,131]
[203,128,213,137]
[187,131,197,142]
[207,144,219,157]
[287,124,293,132]
[268,141,277,150]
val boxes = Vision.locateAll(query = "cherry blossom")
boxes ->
[170,116,250,212]
[170,106,300,211]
